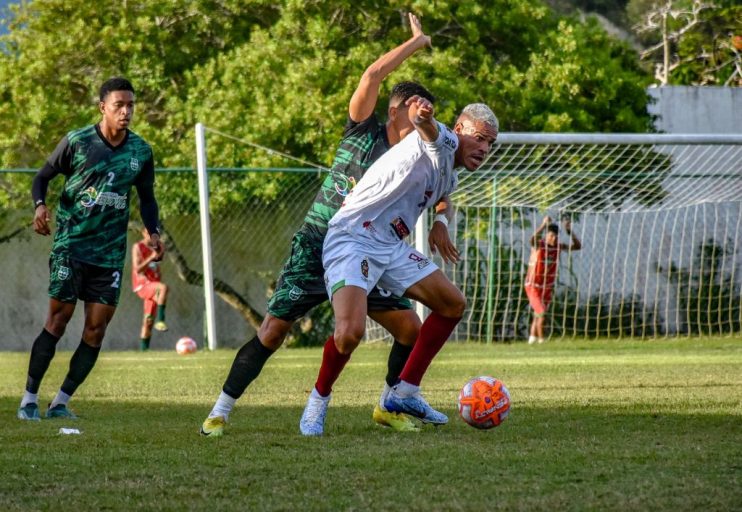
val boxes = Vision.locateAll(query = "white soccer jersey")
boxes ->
[328,122,459,244]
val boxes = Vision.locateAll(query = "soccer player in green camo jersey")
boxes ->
[17,77,163,421]
[201,13,459,437]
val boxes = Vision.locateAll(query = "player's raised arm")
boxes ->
[408,94,438,142]
[560,218,582,251]
[348,12,431,122]
[530,216,551,247]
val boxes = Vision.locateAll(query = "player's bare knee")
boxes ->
[334,324,364,354]
[258,316,292,350]
[439,291,466,318]
[83,322,109,343]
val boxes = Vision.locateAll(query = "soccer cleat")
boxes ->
[154,321,168,332]
[45,404,77,419]
[200,415,226,437]
[299,391,330,437]
[17,403,41,421]
[372,404,420,432]
[385,390,449,426]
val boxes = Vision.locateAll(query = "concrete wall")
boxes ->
[648,86,742,134]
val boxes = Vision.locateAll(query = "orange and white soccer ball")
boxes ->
[458,376,511,429]
[175,336,197,355]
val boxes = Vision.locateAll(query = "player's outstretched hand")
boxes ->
[562,218,572,233]
[408,13,431,48]
[406,95,434,122]
[33,205,51,236]
[429,222,460,265]
[542,215,552,226]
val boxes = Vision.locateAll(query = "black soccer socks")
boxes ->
[60,341,101,396]
[222,335,275,399]
[385,339,413,388]
[25,329,61,393]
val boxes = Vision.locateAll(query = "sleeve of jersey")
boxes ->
[422,122,458,158]
[31,135,72,208]
[342,112,378,138]
[134,153,160,236]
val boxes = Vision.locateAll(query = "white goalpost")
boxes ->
[194,128,742,347]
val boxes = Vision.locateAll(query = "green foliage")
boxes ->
[628,0,742,86]
[1,0,652,176]
[0,0,654,338]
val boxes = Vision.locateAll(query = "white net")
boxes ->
[199,130,742,345]
[411,133,742,341]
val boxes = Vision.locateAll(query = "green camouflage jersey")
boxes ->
[47,124,155,268]
[266,113,413,320]
[301,113,389,243]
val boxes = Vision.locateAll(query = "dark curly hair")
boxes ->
[99,77,135,102]
[389,81,435,107]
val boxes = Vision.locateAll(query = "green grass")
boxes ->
[1,338,740,511]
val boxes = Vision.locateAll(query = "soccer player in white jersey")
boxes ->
[299,98,499,435]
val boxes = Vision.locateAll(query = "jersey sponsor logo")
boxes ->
[79,186,127,209]
[408,252,430,270]
[333,175,356,197]
[361,258,369,279]
[443,134,457,151]
[390,217,410,240]
[130,158,139,171]
[288,285,305,301]
[57,265,70,281]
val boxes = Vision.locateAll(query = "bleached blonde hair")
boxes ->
[459,103,499,132]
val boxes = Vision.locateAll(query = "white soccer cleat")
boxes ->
[299,390,331,436]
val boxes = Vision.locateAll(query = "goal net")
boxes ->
[412,133,742,342]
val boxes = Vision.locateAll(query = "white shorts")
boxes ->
[323,229,439,299]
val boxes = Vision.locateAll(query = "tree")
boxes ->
[630,0,742,85]
[0,0,654,342]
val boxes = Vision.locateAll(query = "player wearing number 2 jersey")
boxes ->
[17,77,163,422]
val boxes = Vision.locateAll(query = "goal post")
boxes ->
[195,123,218,350]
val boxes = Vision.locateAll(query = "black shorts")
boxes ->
[266,230,412,322]
[48,252,123,306]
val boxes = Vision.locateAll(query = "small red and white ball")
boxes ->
[458,376,511,429]
[175,336,198,355]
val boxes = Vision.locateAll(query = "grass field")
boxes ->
[1,338,740,511]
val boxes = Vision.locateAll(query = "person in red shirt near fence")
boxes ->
[524,216,581,344]
[132,228,169,350]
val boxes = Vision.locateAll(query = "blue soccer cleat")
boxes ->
[385,390,448,426]
[17,403,41,421]
[45,404,78,419]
